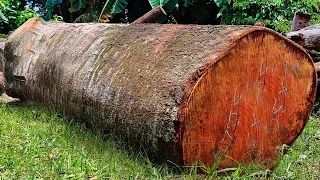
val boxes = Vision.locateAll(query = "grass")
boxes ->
[0,105,319,179]
[0,105,173,179]
[0,34,6,42]
[271,115,320,179]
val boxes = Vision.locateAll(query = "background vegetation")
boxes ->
[1,0,320,34]
[216,0,320,32]
[0,0,37,34]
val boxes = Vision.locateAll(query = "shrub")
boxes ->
[0,0,37,34]
[216,0,320,32]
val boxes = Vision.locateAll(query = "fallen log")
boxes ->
[313,57,320,62]
[0,43,5,92]
[314,62,320,73]
[290,11,311,32]
[0,42,20,104]
[287,24,320,51]
[4,18,316,170]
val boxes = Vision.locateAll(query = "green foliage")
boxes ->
[0,0,37,34]
[98,0,178,23]
[52,14,64,21]
[74,12,99,23]
[97,0,220,24]
[148,0,178,12]
[271,116,320,178]
[217,0,320,32]
[70,0,86,12]
[44,0,106,22]
[45,0,60,20]
[0,34,6,42]
[43,0,320,31]
[43,0,220,23]
[45,0,89,21]
[99,0,128,18]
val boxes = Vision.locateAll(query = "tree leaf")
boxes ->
[112,0,128,14]
[0,12,9,23]
[182,0,195,7]
[162,0,178,12]
[45,0,60,9]
[98,0,128,22]
[148,0,178,12]
[214,0,227,7]
[45,9,53,21]
[148,0,160,9]
[69,0,85,12]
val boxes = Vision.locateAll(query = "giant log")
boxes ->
[4,18,316,170]
[287,24,320,51]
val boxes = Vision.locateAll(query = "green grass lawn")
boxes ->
[0,105,319,179]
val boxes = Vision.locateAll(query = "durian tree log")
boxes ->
[290,11,311,32]
[0,42,4,71]
[0,45,4,91]
[314,62,320,73]
[287,24,320,51]
[4,18,316,170]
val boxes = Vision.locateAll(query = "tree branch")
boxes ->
[131,6,167,24]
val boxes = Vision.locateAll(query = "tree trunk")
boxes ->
[0,43,5,91]
[287,24,320,51]
[291,11,311,32]
[132,6,167,24]
[314,62,320,73]
[4,18,316,170]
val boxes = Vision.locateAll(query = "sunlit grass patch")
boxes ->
[0,105,319,179]
[271,116,320,179]
[0,105,173,179]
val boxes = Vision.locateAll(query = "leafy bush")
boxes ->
[41,0,220,24]
[42,0,320,32]
[216,0,320,32]
[0,0,37,34]
[43,0,105,22]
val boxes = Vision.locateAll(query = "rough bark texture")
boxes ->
[0,42,5,92]
[315,62,320,72]
[291,11,311,32]
[4,18,316,169]
[132,6,167,24]
[287,24,320,51]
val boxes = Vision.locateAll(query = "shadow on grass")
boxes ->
[1,104,319,179]
[0,104,180,179]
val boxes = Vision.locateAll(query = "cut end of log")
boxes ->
[179,30,316,169]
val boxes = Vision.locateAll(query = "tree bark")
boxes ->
[314,62,320,72]
[131,6,167,24]
[0,43,5,92]
[287,24,320,51]
[0,42,20,104]
[291,11,311,32]
[4,18,316,170]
